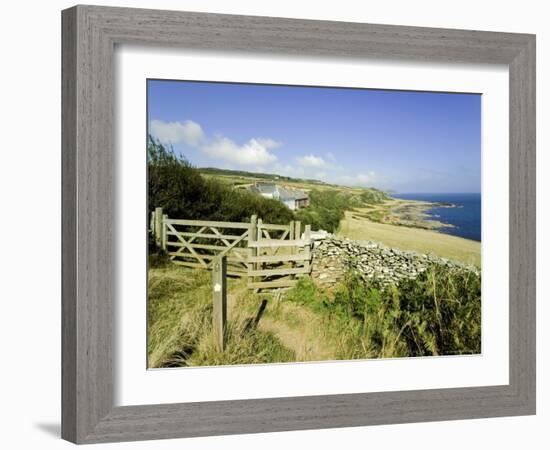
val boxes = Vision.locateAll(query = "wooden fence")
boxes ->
[150,207,312,290]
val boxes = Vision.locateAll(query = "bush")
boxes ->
[147,136,294,224]
[295,188,388,232]
[284,265,481,359]
[395,265,481,356]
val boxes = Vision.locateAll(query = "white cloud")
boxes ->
[336,171,379,186]
[150,119,280,166]
[255,138,281,149]
[296,154,328,168]
[149,120,205,147]
[149,119,387,188]
[325,152,336,162]
[202,136,278,166]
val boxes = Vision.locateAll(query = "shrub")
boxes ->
[284,265,481,359]
[147,136,294,224]
[295,188,389,232]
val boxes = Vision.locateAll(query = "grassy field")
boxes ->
[199,167,339,192]
[147,265,294,368]
[148,262,481,368]
[338,209,481,267]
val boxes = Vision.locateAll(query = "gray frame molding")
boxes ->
[62,5,536,444]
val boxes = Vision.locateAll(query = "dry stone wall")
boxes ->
[310,236,478,288]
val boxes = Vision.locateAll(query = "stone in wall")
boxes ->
[310,236,478,289]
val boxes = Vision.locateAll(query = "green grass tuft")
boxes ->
[283,265,481,359]
[147,265,294,368]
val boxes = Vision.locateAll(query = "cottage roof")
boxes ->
[249,183,308,201]
[250,183,278,195]
[278,186,308,201]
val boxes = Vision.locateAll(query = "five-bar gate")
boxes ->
[150,207,312,290]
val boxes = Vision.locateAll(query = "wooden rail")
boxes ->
[150,208,312,289]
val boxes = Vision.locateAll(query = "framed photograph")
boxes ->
[62,5,536,444]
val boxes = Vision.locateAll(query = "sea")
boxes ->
[392,193,481,242]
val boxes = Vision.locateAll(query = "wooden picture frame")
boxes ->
[62,5,536,444]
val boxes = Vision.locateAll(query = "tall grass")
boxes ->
[284,264,481,359]
[148,262,480,367]
[147,264,294,368]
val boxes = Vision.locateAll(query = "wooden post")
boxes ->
[248,215,257,286]
[154,207,163,247]
[150,210,155,234]
[161,214,168,251]
[212,255,227,351]
[289,220,295,259]
[304,224,311,242]
[257,218,263,244]
[294,220,301,241]
[289,220,295,244]
[294,220,302,271]
[256,218,263,283]
[289,220,295,278]
[304,224,312,273]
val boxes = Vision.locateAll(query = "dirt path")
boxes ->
[257,302,336,362]
[225,283,336,361]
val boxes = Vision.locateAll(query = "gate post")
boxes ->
[149,210,156,234]
[304,224,311,242]
[161,214,168,251]
[304,224,312,273]
[294,220,301,241]
[257,218,263,242]
[154,207,163,247]
[212,255,227,351]
[248,215,258,287]
[289,220,296,278]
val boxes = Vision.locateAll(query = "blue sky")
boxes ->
[147,80,481,193]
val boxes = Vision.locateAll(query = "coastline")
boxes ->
[352,197,458,232]
[338,197,481,267]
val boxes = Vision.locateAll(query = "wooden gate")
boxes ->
[248,217,311,289]
[150,208,312,289]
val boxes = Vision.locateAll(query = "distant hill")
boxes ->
[198,167,328,186]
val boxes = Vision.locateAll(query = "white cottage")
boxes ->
[249,183,309,210]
